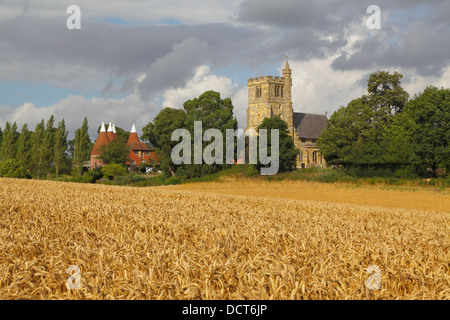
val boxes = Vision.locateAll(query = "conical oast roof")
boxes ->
[91,122,111,156]
[107,122,115,141]
[127,123,140,144]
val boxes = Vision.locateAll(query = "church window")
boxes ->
[275,85,283,97]
[255,86,262,98]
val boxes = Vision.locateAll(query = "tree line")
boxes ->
[0,116,92,179]
[317,71,449,178]
[141,90,299,178]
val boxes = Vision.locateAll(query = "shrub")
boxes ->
[81,168,104,183]
[101,163,127,180]
[0,159,31,179]
[165,177,181,185]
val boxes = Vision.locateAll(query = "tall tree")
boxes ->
[54,119,68,178]
[318,71,410,170]
[0,121,18,161]
[31,120,46,178]
[183,90,238,177]
[73,117,91,175]
[31,116,56,179]
[404,86,450,176]
[142,107,187,177]
[16,123,32,169]
[256,116,298,173]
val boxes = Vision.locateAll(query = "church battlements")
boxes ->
[248,75,285,84]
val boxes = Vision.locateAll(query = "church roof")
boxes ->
[293,112,328,139]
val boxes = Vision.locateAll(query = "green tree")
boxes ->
[99,139,130,165]
[183,90,238,178]
[142,107,187,177]
[54,119,69,178]
[73,117,92,175]
[0,121,18,161]
[404,86,450,176]
[366,71,409,116]
[101,163,127,180]
[31,116,55,179]
[16,123,32,169]
[318,71,410,172]
[0,159,30,179]
[256,116,298,173]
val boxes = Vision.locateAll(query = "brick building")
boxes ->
[90,122,158,171]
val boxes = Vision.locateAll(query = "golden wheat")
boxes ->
[0,178,448,299]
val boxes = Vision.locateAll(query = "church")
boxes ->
[246,59,328,168]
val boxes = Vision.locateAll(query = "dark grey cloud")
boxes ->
[0,15,276,99]
[238,0,450,77]
[138,37,210,99]
[331,19,450,77]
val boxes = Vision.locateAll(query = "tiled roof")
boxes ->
[91,132,110,155]
[127,132,151,151]
[128,141,151,151]
[293,112,328,139]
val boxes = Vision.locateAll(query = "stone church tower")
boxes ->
[246,59,328,169]
[247,61,295,137]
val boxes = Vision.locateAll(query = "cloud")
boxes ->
[0,0,449,137]
[139,38,211,100]
[238,0,450,77]
[161,65,248,127]
[0,0,244,25]
[0,93,158,139]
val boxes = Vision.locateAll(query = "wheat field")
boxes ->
[0,178,449,299]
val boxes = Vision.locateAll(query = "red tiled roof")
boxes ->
[91,132,110,156]
[128,141,151,151]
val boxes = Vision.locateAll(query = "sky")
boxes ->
[0,0,449,139]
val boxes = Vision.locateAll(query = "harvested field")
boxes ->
[0,178,449,299]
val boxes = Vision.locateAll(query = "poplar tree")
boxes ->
[31,116,55,179]
[73,117,91,175]
[31,120,46,178]
[0,121,18,161]
[54,119,68,178]
[16,123,32,169]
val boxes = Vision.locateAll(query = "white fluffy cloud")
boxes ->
[1,93,158,139]
[287,58,450,117]
[162,65,248,127]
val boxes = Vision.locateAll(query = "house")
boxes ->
[90,122,158,171]
[125,124,158,172]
